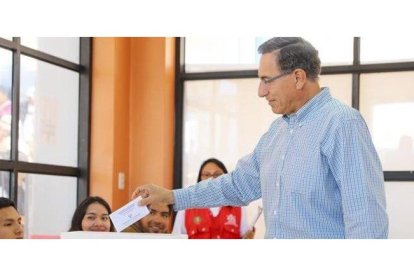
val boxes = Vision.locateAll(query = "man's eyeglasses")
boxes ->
[260,72,290,86]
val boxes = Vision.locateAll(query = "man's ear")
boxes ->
[293,69,306,89]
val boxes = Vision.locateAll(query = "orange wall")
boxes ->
[90,38,116,204]
[90,37,175,210]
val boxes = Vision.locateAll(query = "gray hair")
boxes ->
[258,37,321,81]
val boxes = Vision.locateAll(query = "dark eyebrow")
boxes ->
[86,212,109,216]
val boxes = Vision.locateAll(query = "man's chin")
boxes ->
[271,106,282,114]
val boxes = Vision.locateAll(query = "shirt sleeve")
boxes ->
[323,114,389,238]
[173,125,272,211]
[172,210,187,234]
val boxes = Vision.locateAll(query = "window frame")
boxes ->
[174,37,414,189]
[0,37,91,205]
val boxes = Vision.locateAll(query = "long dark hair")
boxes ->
[197,158,228,182]
[69,196,115,232]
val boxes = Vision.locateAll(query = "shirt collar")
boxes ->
[283,87,332,124]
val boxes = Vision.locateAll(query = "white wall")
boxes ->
[26,174,77,237]
[385,182,414,238]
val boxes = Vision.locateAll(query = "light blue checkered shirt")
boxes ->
[174,88,388,238]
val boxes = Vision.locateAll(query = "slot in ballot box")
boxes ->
[61,231,187,239]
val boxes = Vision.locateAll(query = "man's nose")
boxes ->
[15,224,23,235]
[258,83,268,98]
[152,215,164,224]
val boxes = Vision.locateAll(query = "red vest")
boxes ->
[185,206,241,239]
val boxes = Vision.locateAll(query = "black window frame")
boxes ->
[0,37,91,205]
[174,37,414,189]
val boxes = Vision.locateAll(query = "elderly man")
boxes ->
[132,37,388,239]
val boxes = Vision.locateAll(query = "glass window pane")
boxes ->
[0,48,12,160]
[319,74,352,106]
[185,37,267,72]
[183,78,279,238]
[23,174,77,238]
[360,72,414,171]
[361,37,414,64]
[0,171,10,197]
[305,36,354,66]
[21,37,80,64]
[20,55,79,166]
[185,37,353,73]
[183,78,278,187]
[385,182,414,238]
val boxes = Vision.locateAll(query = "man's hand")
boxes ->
[131,184,174,206]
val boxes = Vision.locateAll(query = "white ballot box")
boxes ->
[60,231,187,239]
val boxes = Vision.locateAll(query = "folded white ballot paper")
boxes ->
[109,196,150,232]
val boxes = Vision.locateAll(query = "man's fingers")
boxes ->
[138,196,152,206]
[131,185,151,200]
[131,190,138,200]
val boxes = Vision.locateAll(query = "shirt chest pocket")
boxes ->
[281,157,317,196]
[281,148,323,196]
